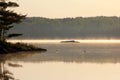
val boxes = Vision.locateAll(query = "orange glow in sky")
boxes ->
[13,0,120,18]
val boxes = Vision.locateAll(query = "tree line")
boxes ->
[10,16,120,39]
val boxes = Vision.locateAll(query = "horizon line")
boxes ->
[25,15,120,19]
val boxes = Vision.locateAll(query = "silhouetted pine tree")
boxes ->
[0,0,25,41]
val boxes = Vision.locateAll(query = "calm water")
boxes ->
[1,42,120,80]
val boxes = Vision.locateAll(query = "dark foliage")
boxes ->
[0,41,47,54]
[0,0,47,54]
[7,33,22,38]
[0,0,25,41]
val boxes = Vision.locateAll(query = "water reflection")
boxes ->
[0,57,22,80]
[0,51,41,80]
[7,62,120,80]
[3,43,120,63]
[0,52,39,80]
[1,43,120,80]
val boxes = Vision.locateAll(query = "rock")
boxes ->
[61,40,79,43]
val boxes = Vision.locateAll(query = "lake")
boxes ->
[1,40,120,80]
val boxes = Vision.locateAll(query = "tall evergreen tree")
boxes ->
[0,0,25,41]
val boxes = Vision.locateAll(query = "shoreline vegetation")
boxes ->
[0,41,47,54]
[0,0,47,54]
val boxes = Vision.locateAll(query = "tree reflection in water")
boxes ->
[0,53,28,80]
[0,60,22,80]
[0,52,38,80]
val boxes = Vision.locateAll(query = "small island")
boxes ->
[0,0,46,54]
[61,40,79,43]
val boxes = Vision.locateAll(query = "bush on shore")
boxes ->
[0,41,47,54]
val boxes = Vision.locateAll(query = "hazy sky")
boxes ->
[14,0,120,18]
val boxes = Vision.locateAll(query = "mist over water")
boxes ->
[5,40,120,63]
[1,41,120,80]
[7,39,120,44]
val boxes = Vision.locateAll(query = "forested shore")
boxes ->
[10,16,120,39]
